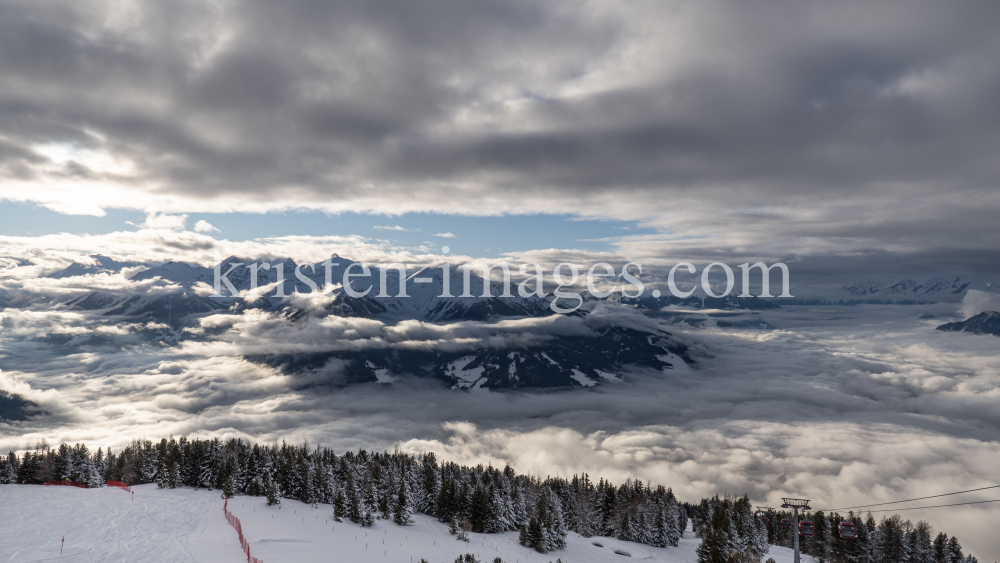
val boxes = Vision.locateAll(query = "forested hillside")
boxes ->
[0,438,983,563]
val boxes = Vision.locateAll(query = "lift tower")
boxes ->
[781,498,811,563]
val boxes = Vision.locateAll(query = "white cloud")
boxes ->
[959,289,1000,319]
[193,220,219,233]
[139,213,187,232]
[373,226,407,231]
[433,232,456,238]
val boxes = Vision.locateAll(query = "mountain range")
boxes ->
[16,255,692,389]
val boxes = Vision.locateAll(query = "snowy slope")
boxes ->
[0,484,244,563]
[1,484,811,563]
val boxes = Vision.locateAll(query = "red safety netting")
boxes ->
[224,497,263,563]
[107,480,131,492]
[44,479,88,488]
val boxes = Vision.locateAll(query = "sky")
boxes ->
[1,0,1000,559]
[0,0,999,275]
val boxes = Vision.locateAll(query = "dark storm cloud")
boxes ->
[1,0,999,274]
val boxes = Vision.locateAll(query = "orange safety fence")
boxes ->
[44,479,88,488]
[107,480,132,492]
[224,497,263,563]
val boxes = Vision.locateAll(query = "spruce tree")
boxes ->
[394,481,413,525]
[333,488,346,520]
[695,498,732,563]
[265,473,281,506]
[222,472,237,499]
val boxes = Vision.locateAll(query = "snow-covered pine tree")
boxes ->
[652,504,669,548]
[333,488,346,520]
[418,453,440,515]
[666,496,682,546]
[469,484,489,533]
[877,515,912,563]
[393,480,414,525]
[222,471,237,499]
[56,443,71,480]
[360,473,378,526]
[695,499,732,563]
[264,472,281,506]
[732,496,767,560]
[636,510,650,545]
[511,483,528,529]
[0,452,16,484]
[156,447,169,489]
[947,536,964,563]
[519,516,544,552]
[300,457,318,505]
[93,448,107,484]
[535,486,567,552]
[908,521,934,563]
[347,474,362,523]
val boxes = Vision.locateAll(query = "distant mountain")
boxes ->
[786,277,979,305]
[936,311,1000,336]
[617,294,781,310]
[122,255,554,323]
[49,255,144,278]
[248,324,690,389]
[129,260,208,286]
[843,278,970,297]
[32,255,693,388]
[103,292,223,326]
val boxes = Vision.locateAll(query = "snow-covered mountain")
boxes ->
[936,311,1000,337]
[617,293,782,310]
[843,278,971,297]
[48,254,145,279]
[124,255,553,323]
[785,277,981,305]
[19,255,692,389]
[250,324,689,389]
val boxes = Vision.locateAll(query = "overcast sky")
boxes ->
[0,0,998,276]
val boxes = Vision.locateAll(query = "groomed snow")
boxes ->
[1,484,811,563]
[0,484,244,563]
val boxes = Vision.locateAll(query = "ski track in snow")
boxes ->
[1,484,813,563]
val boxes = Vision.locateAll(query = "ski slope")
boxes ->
[0,484,810,563]
[0,484,244,563]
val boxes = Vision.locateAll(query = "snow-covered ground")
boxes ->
[0,484,810,563]
[0,484,244,563]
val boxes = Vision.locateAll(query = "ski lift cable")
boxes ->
[832,497,1000,515]
[820,484,1000,512]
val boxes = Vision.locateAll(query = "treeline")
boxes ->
[759,509,978,563]
[0,437,685,554]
